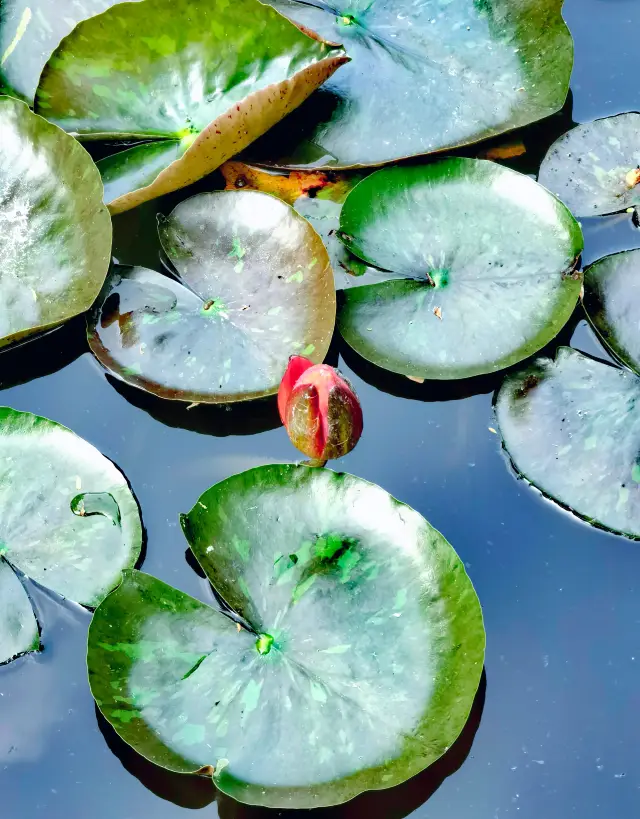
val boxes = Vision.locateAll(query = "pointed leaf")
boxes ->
[337,159,583,380]
[88,465,484,809]
[34,0,348,213]
[0,557,39,665]
[0,96,111,348]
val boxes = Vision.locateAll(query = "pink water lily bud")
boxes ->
[278,356,363,461]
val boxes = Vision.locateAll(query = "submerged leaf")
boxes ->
[34,0,347,212]
[0,96,111,348]
[0,557,39,665]
[251,0,573,167]
[88,192,335,403]
[88,465,484,808]
[337,159,584,380]
[496,347,640,538]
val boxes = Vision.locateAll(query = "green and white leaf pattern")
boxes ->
[0,557,39,665]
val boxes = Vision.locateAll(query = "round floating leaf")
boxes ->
[538,114,640,217]
[252,0,573,168]
[0,557,39,665]
[0,407,142,609]
[88,465,485,809]
[0,0,138,102]
[0,96,111,349]
[583,249,640,375]
[337,159,584,380]
[496,347,640,538]
[88,191,336,403]
[34,0,347,214]
[221,161,386,289]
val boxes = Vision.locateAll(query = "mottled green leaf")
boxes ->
[251,0,573,168]
[88,465,485,808]
[0,96,111,348]
[0,0,137,102]
[88,191,335,403]
[34,0,347,213]
[538,114,640,217]
[0,557,39,665]
[496,347,640,538]
[583,249,640,375]
[337,159,583,380]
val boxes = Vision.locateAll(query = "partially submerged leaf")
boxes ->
[0,0,138,102]
[252,0,573,167]
[337,159,584,380]
[582,249,640,374]
[88,192,335,403]
[538,113,640,216]
[34,0,347,213]
[0,96,111,348]
[496,347,640,538]
[0,407,142,663]
[88,465,485,808]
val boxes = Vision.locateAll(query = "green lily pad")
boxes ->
[88,464,485,809]
[538,114,640,216]
[583,249,640,375]
[0,96,111,348]
[0,407,142,664]
[88,191,335,403]
[0,557,39,665]
[496,347,640,538]
[253,0,573,168]
[0,1,136,103]
[337,159,584,380]
[34,0,347,213]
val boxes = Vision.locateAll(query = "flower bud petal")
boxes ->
[277,356,315,423]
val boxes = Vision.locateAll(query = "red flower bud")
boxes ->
[278,356,363,461]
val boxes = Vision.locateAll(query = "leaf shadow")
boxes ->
[96,671,486,816]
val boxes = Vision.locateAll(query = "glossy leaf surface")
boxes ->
[538,114,640,216]
[0,558,38,665]
[34,0,347,212]
[88,192,335,403]
[337,159,584,380]
[254,0,573,168]
[497,348,640,538]
[0,0,136,102]
[0,96,111,348]
[583,250,640,374]
[88,465,484,808]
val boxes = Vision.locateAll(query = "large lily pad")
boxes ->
[337,159,584,380]
[88,464,485,809]
[252,0,573,168]
[0,96,111,348]
[496,347,640,538]
[583,250,640,375]
[538,114,640,216]
[34,0,347,213]
[0,407,142,665]
[88,191,335,403]
[0,0,137,103]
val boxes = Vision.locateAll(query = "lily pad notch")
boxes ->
[33,0,349,213]
[88,464,485,808]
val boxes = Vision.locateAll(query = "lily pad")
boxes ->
[220,161,385,289]
[583,249,640,375]
[88,191,335,403]
[337,159,584,380]
[496,347,640,538]
[0,407,142,664]
[0,0,137,103]
[538,114,640,216]
[252,0,573,168]
[88,464,485,809]
[34,0,347,213]
[0,96,111,348]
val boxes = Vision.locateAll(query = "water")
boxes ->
[2,0,640,816]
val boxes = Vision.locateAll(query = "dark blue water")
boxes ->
[2,1,640,816]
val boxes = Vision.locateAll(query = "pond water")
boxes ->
[2,1,640,817]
